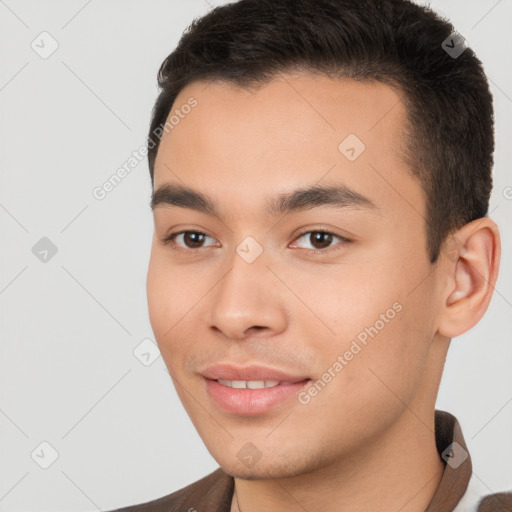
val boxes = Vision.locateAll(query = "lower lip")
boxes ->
[205,378,311,415]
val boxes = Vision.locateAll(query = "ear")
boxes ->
[437,217,501,338]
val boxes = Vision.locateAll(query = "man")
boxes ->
[110,0,510,510]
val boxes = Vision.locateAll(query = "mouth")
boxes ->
[215,379,301,389]
[200,363,309,383]
[200,364,311,415]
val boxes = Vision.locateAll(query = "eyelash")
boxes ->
[160,229,351,255]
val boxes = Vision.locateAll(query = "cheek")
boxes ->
[146,253,168,334]
[351,294,435,412]
[292,262,400,344]
[146,251,188,346]
[146,250,213,368]
[302,306,431,441]
[303,258,433,398]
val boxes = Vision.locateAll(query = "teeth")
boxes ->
[217,379,281,389]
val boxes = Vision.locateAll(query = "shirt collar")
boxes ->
[425,410,472,511]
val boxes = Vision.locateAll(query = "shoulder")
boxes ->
[106,467,234,512]
[477,491,512,511]
[453,472,512,512]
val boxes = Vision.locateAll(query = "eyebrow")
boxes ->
[150,183,377,217]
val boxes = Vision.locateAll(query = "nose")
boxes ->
[208,249,288,341]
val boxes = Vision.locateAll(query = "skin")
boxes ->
[146,72,500,512]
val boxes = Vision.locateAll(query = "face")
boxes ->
[147,73,446,479]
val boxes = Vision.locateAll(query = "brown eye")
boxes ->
[161,230,216,251]
[292,230,350,253]
[182,232,207,248]
[309,232,334,250]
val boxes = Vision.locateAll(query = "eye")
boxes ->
[161,230,217,252]
[291,230,350,253]
[161,229,351,255]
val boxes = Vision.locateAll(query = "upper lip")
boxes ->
[201,363,309,383]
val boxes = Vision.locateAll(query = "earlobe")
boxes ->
[438,218,500,338]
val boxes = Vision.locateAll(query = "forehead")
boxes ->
[153,72,423,221]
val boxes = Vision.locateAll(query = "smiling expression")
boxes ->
[146,72,447,478]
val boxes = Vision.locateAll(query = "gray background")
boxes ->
[0,0,511,510]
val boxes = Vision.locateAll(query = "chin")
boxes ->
[218,455,314,481]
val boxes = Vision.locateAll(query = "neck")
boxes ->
[231,407,444,512]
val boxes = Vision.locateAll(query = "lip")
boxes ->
[201,363,311,415]
[200,363,309,383]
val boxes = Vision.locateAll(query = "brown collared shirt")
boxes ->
[109,410,512,512]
